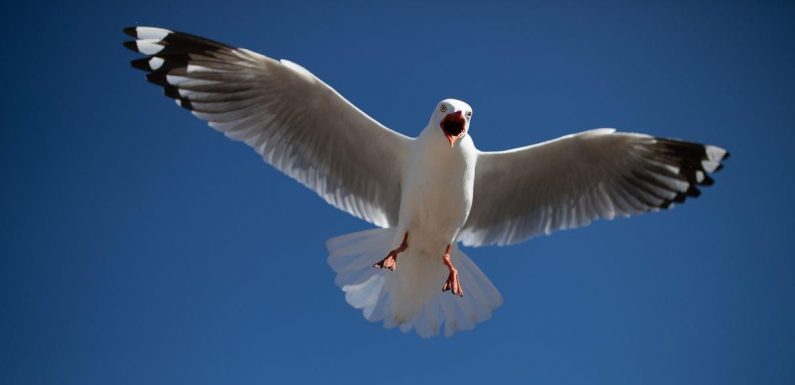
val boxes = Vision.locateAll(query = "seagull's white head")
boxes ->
[431,99,472,147]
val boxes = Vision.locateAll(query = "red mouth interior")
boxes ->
[441,112,465,137]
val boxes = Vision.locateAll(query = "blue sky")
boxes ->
[1,0,793,384]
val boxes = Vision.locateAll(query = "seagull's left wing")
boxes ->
[460,128,729,247]
[124,27,412,228]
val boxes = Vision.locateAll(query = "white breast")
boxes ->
[398,126,477,254]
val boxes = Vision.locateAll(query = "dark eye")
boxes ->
[440,105,447,112]
[466,111,472,118]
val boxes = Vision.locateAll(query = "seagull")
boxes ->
[124,26,729,337]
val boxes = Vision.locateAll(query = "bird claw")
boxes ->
[374,232,408,271]
[442,270,463,297]
[373,253,398,271]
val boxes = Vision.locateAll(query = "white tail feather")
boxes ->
[327,228,503,337]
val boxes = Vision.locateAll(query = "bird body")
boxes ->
[382,102,479,322]
[124,26,729,337]
[401,106,477,254]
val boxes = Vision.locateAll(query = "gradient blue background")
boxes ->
[1,1,793,384]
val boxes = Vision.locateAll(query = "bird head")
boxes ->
[432,99,472,147]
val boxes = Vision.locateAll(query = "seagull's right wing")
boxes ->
[460,128,729,247]
[124,26,411,228]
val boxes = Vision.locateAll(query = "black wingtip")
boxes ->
[723,151,731,160]
[123,27,138,38]
[163,85,180,99]
[177,98,193,110]
[146,72,168,86]
[686,186,701,198]
[123,40,139,52]
[130,58,150,71]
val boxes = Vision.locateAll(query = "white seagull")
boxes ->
[124,26,729,337]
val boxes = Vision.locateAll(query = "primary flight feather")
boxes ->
[124,26,729,337]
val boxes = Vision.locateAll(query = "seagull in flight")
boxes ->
[124,26,729,337]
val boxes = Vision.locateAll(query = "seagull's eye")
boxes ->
[466,111,472,118]
[440,105,447,113]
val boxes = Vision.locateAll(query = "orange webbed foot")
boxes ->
[373,232,408,272]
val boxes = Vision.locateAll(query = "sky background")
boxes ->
[1,0,793,384]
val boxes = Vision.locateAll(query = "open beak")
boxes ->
[440,111,466,147]
[446,133,456,146]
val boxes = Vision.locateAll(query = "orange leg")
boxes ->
[441,244,463,297]
[373,232,408,271]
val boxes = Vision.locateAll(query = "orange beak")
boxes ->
[446,133,456,147]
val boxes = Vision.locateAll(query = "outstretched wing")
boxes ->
[460,128,729,247]
[124,26,411,227]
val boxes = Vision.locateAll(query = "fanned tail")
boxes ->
[327,228,503,337]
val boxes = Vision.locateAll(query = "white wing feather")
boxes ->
[460,128,729,247]
[125,27,411,227]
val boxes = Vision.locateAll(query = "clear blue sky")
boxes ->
[1,0,793,384]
